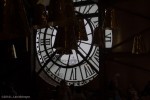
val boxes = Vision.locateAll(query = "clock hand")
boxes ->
[78,46,87,55]
[80,41,92,45]
[37,50,57,75]
[46,54,63,73]
[85,5,94,14]
[83,5,88,14]
[67,54,71,66]
[76,49,99,74]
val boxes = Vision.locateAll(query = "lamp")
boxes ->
[33,4,47,28]
[132,34,146,54]
[93,27,105,48]
[48,0,65,26]
[53,25,77,54]
[75,16,88,41]
[49,0,85,54]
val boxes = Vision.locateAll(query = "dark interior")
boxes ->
[0,0,150,100]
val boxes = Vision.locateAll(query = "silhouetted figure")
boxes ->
[0,0,32,97]
[142,81,150,96]
[107,73,122,100]
[72,87,86,100]
[127,84,140,100]
[141,81,150,100]
[56,80,72,100]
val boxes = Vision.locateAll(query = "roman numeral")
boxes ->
[105,32,112,42]
[40,59,45,66]
[40,39,44,45]
[85,5,94,14]
[55,67,61,76]
[70,68,77,80]
[105,29,113,48]
[76,49,99,74]
[43,54,49,61]
[40,39,51,45]
[38,48,53,54]
[37,50,41,55]
[37,51,57,75]
[94,48,99,62]
[84,64,95,78]
[45,67,50,73]
[88,47,99,70]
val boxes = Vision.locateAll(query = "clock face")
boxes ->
[36,0,99,86]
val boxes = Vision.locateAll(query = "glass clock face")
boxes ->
[36,0,99,86]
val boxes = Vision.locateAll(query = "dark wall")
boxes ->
[104,0,150,97]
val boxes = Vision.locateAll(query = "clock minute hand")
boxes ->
[37,50,57,75]
[76,49,99,74]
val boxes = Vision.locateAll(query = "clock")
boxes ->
[35,0,99,86]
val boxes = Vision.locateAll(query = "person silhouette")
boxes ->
[56,80,72,100]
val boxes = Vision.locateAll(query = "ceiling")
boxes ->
[33,0,150,18]
[112,0,150,19]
